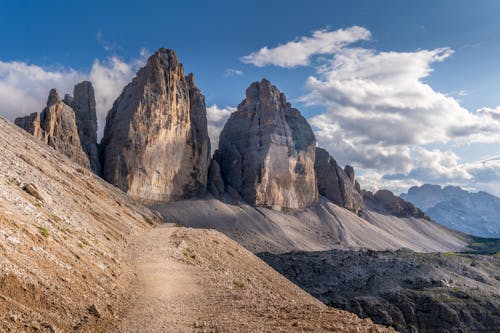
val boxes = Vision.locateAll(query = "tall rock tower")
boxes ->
[214,79,318,210]
[64,81,101,174]
[100,48,211,203]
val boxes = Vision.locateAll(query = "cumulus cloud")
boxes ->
[0,61,84,120]
[0,52,147,139]
[476,106,500,121]
[224,68,243,77]
[241,26,371,68]
[303,46,500,171]
[207,104,235,151]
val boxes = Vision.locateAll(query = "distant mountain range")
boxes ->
[401,184,500,238]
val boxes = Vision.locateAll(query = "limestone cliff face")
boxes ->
[64,81,101,174]
[15,89,90,168]
[314,147,363,215]
[100,48,210,203]
[214,79,318,210]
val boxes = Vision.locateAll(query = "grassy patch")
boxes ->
[462,237,500,255]
[182,248,196,260]
[143,215,153,225]
[34,201,43,208]
[37,226,49,237]
[50,214,62,223]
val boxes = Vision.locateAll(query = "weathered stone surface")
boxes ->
[215,79,318,210]
[66,81,101,174]
[100,48,210,203]
[314,147,363,214]
[15,89,90,168]
[363,189,427,219]
[207,158,225,199]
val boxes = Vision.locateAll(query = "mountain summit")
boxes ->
[100,48,211,203]
[213,79,318,210]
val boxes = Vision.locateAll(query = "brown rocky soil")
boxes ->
[112,226,394,333]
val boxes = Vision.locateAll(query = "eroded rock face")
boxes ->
[100,48,210,203]
[214,79,318,210]
[15,89,90,168]
[363,189,427,219]
[65,81,101,174]
[314,147,363,214]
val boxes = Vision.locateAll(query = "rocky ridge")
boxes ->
[15,89,90,169]
[402,184,500,237]
[314,147,364,215]
[100,48,210,203]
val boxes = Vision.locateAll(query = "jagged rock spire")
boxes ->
[100,48,210,203]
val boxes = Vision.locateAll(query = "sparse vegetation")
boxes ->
[143,215,154,226]
[462,237,500,255]
[37,226,49,237]
[51,214,62,223]
[34,201,43,208]
[175,222,183,227]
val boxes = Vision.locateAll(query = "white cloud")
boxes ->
[89,55,147,137]
[207,104,235,151]
[241,26,371,68]
[0,52,147,139]
[0,61,84,120]
[224,68,243,77]
[476,106,500,121]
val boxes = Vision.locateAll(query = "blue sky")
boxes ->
[1,0,500,195]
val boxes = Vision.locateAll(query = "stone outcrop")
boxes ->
[213,79,318,210]
[100,48,210,203]
[64,81,101,174]
[314,147,363,214]
[363,189,427,219]
[15,89,90,168]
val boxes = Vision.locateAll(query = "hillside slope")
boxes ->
[0,117,160,332]
[154,197,468,254]
[0,116,391,332]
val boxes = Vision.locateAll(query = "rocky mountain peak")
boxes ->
[15,88,90,169]
[47,88,61,107]
[213,79,318,210]
[66,81,101,174]
[100,48,210,203]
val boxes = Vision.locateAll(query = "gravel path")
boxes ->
[111,226,394,333]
